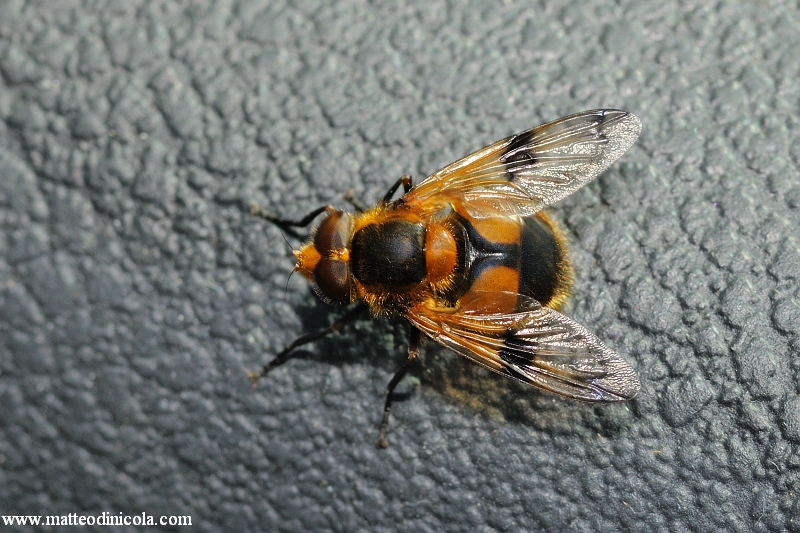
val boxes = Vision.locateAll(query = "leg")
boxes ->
[247,304,367,385]
[250,202,332,228]
[380,175,413,204]
[375,327,423,449]
[343,189,368,212]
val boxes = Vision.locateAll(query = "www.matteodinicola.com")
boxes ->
[2,512,192,527]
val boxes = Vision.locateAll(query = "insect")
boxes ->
[249,109,642,448]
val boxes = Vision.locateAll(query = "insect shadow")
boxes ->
[287,295,636,439]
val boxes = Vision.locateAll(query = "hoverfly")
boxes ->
[250,109,642,448]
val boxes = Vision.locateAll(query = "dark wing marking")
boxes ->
[406,292,640,402]
[403,109,642,217]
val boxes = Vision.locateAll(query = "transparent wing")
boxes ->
[406,292,640,402]
[403,109,642,217]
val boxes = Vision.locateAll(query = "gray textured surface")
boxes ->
[1,0,799,531]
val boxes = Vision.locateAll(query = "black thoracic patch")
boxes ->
[351,220,426,286]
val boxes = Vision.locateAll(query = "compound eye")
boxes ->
[314,211,351,255]
[314,257,352,304]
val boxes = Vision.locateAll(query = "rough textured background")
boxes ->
[1,0,799,531]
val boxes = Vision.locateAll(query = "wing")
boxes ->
[402,109,642,218]
[406,292,640,402]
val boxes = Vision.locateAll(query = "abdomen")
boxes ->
[452,211,571,310]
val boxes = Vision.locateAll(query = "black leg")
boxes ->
[380,175,413,204]
[250,202,332,228]
[247,304,368,385]
[343,189,368,212]
[375,327,423,449]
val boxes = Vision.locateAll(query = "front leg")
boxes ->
[375,326,423,449]
[250,203,333,228]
